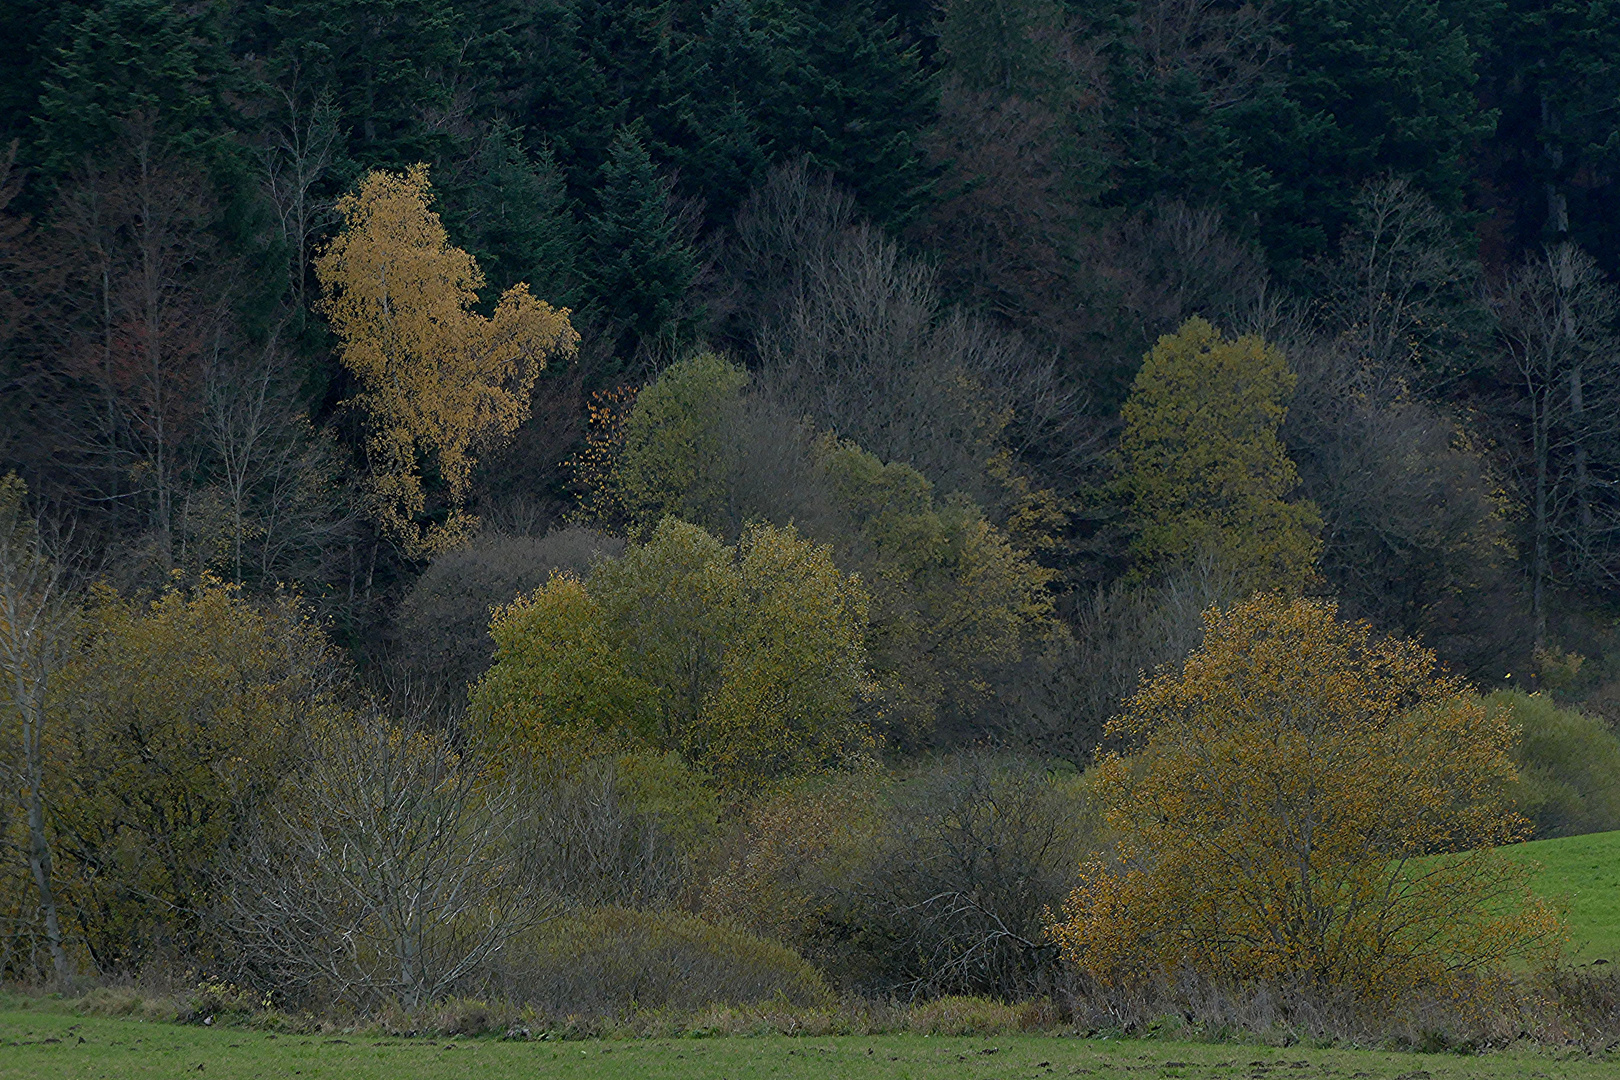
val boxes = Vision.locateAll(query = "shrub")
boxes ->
[226,709,557,1009]
[706,753,1099,999]
[395,526,623,693]
[45,579,346,975]
[488,906,832,1015]
[1491,690,1620,837]
[1050,594,1563,999]
[522,750,716,909]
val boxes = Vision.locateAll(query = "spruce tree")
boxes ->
[443,124,582,311]
[585,129,702,365]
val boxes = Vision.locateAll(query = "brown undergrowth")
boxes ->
[35,964,1620,1054]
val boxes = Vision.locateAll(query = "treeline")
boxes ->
[3,0,1620,1026]
[0,0,1618,675]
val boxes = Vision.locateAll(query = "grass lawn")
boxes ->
[1499,829,1620,963]
[0,1001,1615,1080]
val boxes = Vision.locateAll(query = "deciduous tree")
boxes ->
[1492,242,1620,644]
[1119,317,1321,593]
[315,164,578,558]
[47,577,346,972]
[1050,594,1563,996]
[0,475,73,982]
[472,518,870,789]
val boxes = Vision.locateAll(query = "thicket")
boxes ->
[3,0,1620,1045]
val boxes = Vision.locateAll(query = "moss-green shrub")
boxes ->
[490,907,832,1015]
[1491,690,1620,838]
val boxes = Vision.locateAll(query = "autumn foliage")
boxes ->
[1049,594,1563,997]
[316,165,578,556]
[1119,318,1321,592]
[471,518,870,789]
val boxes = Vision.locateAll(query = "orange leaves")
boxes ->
[316,165,579,557]
[1051,594,1564,997]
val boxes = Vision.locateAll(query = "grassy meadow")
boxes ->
[1504,830,1620,963]
[0,1000,1616,1080]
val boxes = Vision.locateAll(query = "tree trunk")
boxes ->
[20,694,69,984]
[1532,381,1550,649]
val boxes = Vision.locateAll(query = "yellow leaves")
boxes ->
[472,519,872,791]
[1050,594,1562,997]
[1120,317,1321,594]
[316,165,579,557]
[45,576,346,968]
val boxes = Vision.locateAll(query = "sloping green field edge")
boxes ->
[1499,830,1620,963]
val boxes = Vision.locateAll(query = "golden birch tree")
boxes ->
[316,165,578,557]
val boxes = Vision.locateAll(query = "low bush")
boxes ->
[396,526,623,693]
[706,753,1100,1000]
[486,906,832,1015]
[1491,690,1620,837]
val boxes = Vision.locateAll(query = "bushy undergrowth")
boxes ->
[1493,690,1620,837]
[704,753,1099,1000]
[52,964,1620,1053]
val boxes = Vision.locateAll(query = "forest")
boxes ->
[3,0,1620,1039]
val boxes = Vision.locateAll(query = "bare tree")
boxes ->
[754,217,1094,515]
[228,707,558,1008]
[1493,243,1620,643]
[259,77,340,313]
[1132,0,1283,112]
[1317,175,1486,385]
[1108,199,1274,345]
[0,475,74,983]
[1285,331,1525,676]
[27,119,239,568]
[199,324,348,588]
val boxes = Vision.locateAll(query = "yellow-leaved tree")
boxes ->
[47,577,347,973]
[1120,317,1320,593]
[471,518,870,790]
[1049,594,1563,998]
[316,165,579,557]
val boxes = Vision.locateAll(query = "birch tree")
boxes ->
[0,475,73,983]
[1493,243,1620,642]
[315,165,578,558]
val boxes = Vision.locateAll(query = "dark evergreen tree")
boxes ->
[439,124,583,311]
[764,0,936,228]
[585,129,702,366]
[937,0,1068,98]
[31,0,240,176]
[241,0,461,172]
[1477,0,1620,274]
[1257,0,1496,267]
[668,0,774,223]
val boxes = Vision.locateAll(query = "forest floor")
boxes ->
[1,1002,1616,1080]
[1502,829,1620,963]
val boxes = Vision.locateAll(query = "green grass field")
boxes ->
[0,834,1612,1079]
[0,1001,1613,1080]
[1500,829,1620,962]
